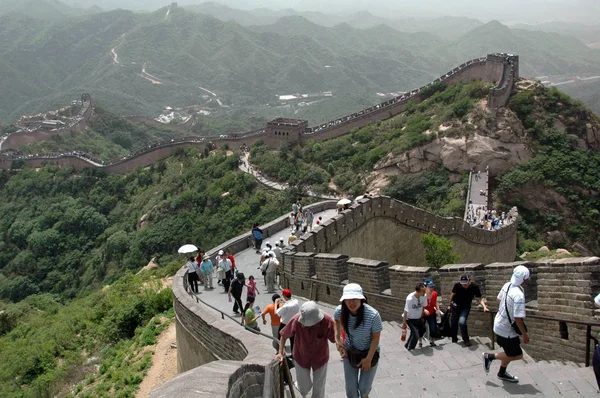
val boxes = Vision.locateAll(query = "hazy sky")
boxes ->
[73,0,600,24]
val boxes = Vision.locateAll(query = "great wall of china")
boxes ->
[150,196,600,397]
[0,53,519,174]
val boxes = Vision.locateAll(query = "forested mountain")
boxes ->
[0,0,100,19]
[1,6,600,125]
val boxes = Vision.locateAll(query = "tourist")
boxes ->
[423,279,441,346]
[276,289,300,353]
[218,249,232,293]
[251,223,263,253]
[199,254,214,290]
[334,283,382,398]
[226,248,236,279]
[228,272,245,316]
[483,266,530,383]
[262,294,282,350]
[305,208,314,231]
[195,249,205,285]
[246,275,260,301]
[241,295,260,332]
[186,256,199,294]
[448,274,489,346]
[402,283,427,350]
[276,301,335,398]
[261,251,279,293]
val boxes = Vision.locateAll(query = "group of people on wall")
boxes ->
[269,266,537,398]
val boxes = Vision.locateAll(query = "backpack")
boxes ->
[231,279,243,296]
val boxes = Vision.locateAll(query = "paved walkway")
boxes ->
[238,153,340,200]
[192,208,598,397]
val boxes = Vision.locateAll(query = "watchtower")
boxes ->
[264,118,308,149]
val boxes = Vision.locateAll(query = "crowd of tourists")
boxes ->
[466,206,513,230]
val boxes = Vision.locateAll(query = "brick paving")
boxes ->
[194,215,598,397]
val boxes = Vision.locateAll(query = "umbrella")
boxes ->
[178,244,198,254]
[337,198,351,206]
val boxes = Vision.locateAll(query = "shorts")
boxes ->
[496,334,522,357]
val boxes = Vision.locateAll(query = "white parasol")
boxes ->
[178,244,199,254]
[337,198,351,206]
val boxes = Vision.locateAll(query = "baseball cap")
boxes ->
[282,288,292,298]
[459,274,471,284]
[340,283,365,302]
[218,249,224,255]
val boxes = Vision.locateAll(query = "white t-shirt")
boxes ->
[494,282,526,338]
[404,292,426,320]
[186,261,197,273]
[218,257,232,272]
[595,293,600,307]
[276,298,300,324]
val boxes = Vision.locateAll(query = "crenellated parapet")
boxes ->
[287,196,518,267]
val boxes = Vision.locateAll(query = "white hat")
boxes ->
[265,241,271,247]
[340,283,365,302]
[218,250,224,255]
[268,251,275,257]
[298,301,324,327]
[202,254,210,260]
[511,265,530,286]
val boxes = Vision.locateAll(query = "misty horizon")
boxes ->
[60,0,600,25]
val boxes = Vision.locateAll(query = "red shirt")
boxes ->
[280,313,335,370]
[424,291,438,314]
[228,254,236,271]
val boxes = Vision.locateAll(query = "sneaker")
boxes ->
[483,353,493,373]
[498,372,519,383]
[430,341,437,347]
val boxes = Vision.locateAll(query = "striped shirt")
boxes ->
[334,303,382,351]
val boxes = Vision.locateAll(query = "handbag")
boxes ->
[504,284,527,336]
[347,346,380,369]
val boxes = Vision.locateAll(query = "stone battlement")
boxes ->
[287,196,518,267]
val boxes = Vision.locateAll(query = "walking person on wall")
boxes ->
[448,273,489,347]
[483,266,530,383]
[593,292,600,391]
[261,251,279,293]
[276,289,300,353]
[218,249,232,293]
[199,254,214,290]
[241,295,260,332]
[185,256,199,294]
[276,301,335,398]
[402,283,427,350]
[424,279,441,346]
[251,224,263,253]
[228,273,245,316]
[334,283,382,398]
[262,294,282,350]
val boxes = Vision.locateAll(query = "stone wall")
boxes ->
[152,200,337,397]
[290,196,518,267]
[1,53,518,173]
[280,253,600,364]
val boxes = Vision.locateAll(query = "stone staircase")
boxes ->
[287,320,598,397]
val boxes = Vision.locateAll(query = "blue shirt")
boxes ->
[199,259,213,274]
[334,303,382,351]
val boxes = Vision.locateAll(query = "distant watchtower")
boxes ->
[81,93,92,108]
[265,118,308,149]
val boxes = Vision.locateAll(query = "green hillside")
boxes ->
[560,80,600,115]
[250,81,600,254]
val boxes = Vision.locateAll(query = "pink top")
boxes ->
[247,280,258,296]
[280,313,335,370]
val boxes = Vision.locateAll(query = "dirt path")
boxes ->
[135,321,177,398]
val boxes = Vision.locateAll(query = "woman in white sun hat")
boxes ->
[334,283,382,398]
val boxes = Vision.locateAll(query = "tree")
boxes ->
[420,232,459,268]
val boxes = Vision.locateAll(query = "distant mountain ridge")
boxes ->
[0,0,101,19]
[1,6,600,124]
